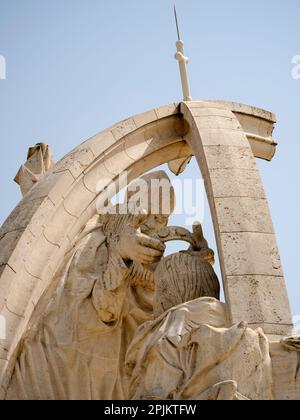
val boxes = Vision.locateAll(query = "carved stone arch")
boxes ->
[0,101,293,397]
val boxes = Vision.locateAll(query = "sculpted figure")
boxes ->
[6,171,174,400]
[14,143,54,196]
[126,246,273,401]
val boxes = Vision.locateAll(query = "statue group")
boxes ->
[6,170,273,400]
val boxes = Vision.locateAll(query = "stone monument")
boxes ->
[0,10,299,400]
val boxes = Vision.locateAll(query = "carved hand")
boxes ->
[117,213,166,265]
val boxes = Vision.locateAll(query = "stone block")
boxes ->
[0,265,16,311]
[63,179,96,218]
[226,275,292,326]
[194,115,242,131]
[87,131,116,158]
[209,168,265,199]
[6,269,39,317]
[43,205,76,246]
[111,118,137,141]
[155,103,179,119]
[215,197,274,234]
[54,147,95,179]
[133,109,157,128]
[204,145,256,171]
[24,236,59,279]
[83,163,114,194]
[221,232,283,277]
[103,144,135,176]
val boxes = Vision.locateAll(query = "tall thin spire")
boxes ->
[173,5,192,101]
[174,5,181,41]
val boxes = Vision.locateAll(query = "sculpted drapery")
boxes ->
[6,171,172,400]
[5,168,274,401]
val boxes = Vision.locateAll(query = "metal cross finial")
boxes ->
[173,6,192,101]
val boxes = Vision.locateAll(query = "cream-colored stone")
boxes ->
[248,135,277,162]
[0,306,24,361]
[144,117,185,149]
[83,162,114,194]
[0,230,25,267]
[0,229,35,274]
[54,147,95,179]
[5,171,173,400]
[133,109,157,128]
[24,236,59,279]
[215,197,274,234]
[221,232,283,277]
[270,342,300,400]
[63,179,96,218]
[26,198,55,238]
[26,170,75,206]
[0,197,47,238]
[6,270,39,317]
[111,118,137,140]
[0,266,15,311]
[211,100,277,125]
[124,134,151,160]
[168,156,192,175]
[14,143,54,196]
[189,107,235,118]
[226,275,292,327]
[155,103,179,119]
[87,131,116,158]
[194,115,242,131]
[43,206,76,246]
[209,168,265,199]
[236,113,275,138]
[182,100,278,161]
[0,101,294,400]
[103,145,135,176]
[0,361,8,392]
[204,145,256,171]
[197,128,248,147]
[181,101,225,110]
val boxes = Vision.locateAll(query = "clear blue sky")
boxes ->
[0,0,299,320]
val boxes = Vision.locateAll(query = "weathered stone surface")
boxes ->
[4,171,173,400]
[86,131,117,158]
[133,109,157,128]
[221,232,283,277]
[199,128,251,147]
[26,170,75,205]
[103,145,135,176]
[155,103,178,119]
[181,101,292,340]
[226,275,292,326]
[0,266,15,310]
[270,342,300,400]
[63,179,96,218]
[111,118,137,141]
[54,147,95,179]
[0,229,35,274]
[194,115,242,131]
[215,197,274,234]
[83,162,114,194]
[43,205,76,246]
[209,168,265,199]
[204,145,256,171]
[0,101,295,399]
[0,197,46,238]
[14,143,54,196]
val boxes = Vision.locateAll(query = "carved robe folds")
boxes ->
[6,222,153,400]
[126,297,273,400]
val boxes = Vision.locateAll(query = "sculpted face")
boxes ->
[140,214,169,236]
